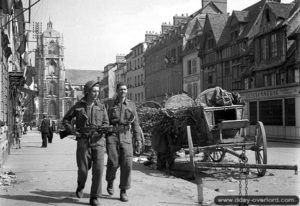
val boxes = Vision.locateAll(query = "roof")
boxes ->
[65,69,103,85]
[288,26,300,40]
[232,10,249,23]
[218,0,265,47]
[267,2,294,19]
[207,13,229,43]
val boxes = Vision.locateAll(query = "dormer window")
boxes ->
[231,30,239,41]
[266,9,271,22]
[207,36,214,50]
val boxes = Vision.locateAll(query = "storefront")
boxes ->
[239,85,300,141]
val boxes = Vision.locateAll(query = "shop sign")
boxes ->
[243,87,300,99]
[184,75,199,84]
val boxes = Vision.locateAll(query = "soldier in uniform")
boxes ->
[105,82,142,202]
[62,80,109,206]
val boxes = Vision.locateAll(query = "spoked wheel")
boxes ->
[255,121,268,176]
[209,147,226,162]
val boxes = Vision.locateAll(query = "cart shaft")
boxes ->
[195,162,298,174]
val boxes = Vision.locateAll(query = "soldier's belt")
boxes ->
[112,125,130,133]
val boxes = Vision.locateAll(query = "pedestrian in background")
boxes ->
[62,80,109,206]
[14,117,22,149]
[40,115,50,148]
[48,116,54,143]
[105,82,142,202]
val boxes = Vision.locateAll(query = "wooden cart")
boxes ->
[194,104,267,176]
[185,105,298,204]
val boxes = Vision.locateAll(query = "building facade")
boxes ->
[125,34,154,103]
[239,1,300,140]
[100,55,126,102]
[35,21,66,124]
[1,0,34,167]
[199,0,300,141]
[144,0,227,103]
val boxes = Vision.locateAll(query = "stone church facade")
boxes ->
[35,21,66,124]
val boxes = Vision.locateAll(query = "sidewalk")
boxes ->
[0,129,221,206]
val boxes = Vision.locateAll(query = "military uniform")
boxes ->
[106,98,141,191]
[62,98,109,199]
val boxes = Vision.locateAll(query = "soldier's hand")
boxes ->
[135,140,143,155]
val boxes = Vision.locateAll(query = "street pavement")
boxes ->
[0,129,221,206]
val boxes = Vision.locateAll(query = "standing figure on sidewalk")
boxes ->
[48,116,54,143]
[62,80,109,206]
[40,115,50,148]
[105,82,142,202]
[14,117,22,149]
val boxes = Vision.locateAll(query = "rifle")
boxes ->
[59,125,122,139]
[79,125,115,134]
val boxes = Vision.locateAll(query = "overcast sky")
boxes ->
[24,0,293,70]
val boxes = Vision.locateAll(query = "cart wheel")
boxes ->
[209,149,226,162]
[255,121,267,176]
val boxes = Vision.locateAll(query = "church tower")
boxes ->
[35,20,65,123]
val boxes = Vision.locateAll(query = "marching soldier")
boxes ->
[105,82,142,202]
[62,80,109,206]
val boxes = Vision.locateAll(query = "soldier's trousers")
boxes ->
[76,138,105,198]
[106,133,133,190]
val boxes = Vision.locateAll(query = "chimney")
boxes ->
[173,14,188,26]
[145,31,159,43]
[161,22,173,33]
[202,0,227,14]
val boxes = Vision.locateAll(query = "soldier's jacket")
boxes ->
[62,98,109,145]
[107,98,141,142]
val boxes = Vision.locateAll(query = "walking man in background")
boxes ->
[40,115,50,148]
[62,80,109,206]
[48,116,54,143]
[105,82,142,202]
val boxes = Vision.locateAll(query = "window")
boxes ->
[285,98,295,126]
[138,76,140,86]
[287,67,300,83]
[141,92,143,101]
[187,60,192,75]
[208,72,214,85]
[48,101,56,116]
[260,37,267,61]
[208,37,214,50]
[259,100,282,125]
[193,83,198,99]
[271,33,277,57]
[187,84,193,97]
[264,74,272,87]
[225,61,230,76]
[249,102,257,125]
[192,59,197,74]
[231,30,239,41]
[141,74,144,85]
[244,78,249,90]
[135,76,137,87]
[266,9,271,22]
[276,72,286,85]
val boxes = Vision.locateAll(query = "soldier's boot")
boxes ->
[107,182,114,195]
[76,187,84,198]
[120,189,128,202]
[89,197,100,206]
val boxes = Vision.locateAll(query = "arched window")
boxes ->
[48,101,56,116]
[48,59,57,75]
[49,81,57,95]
